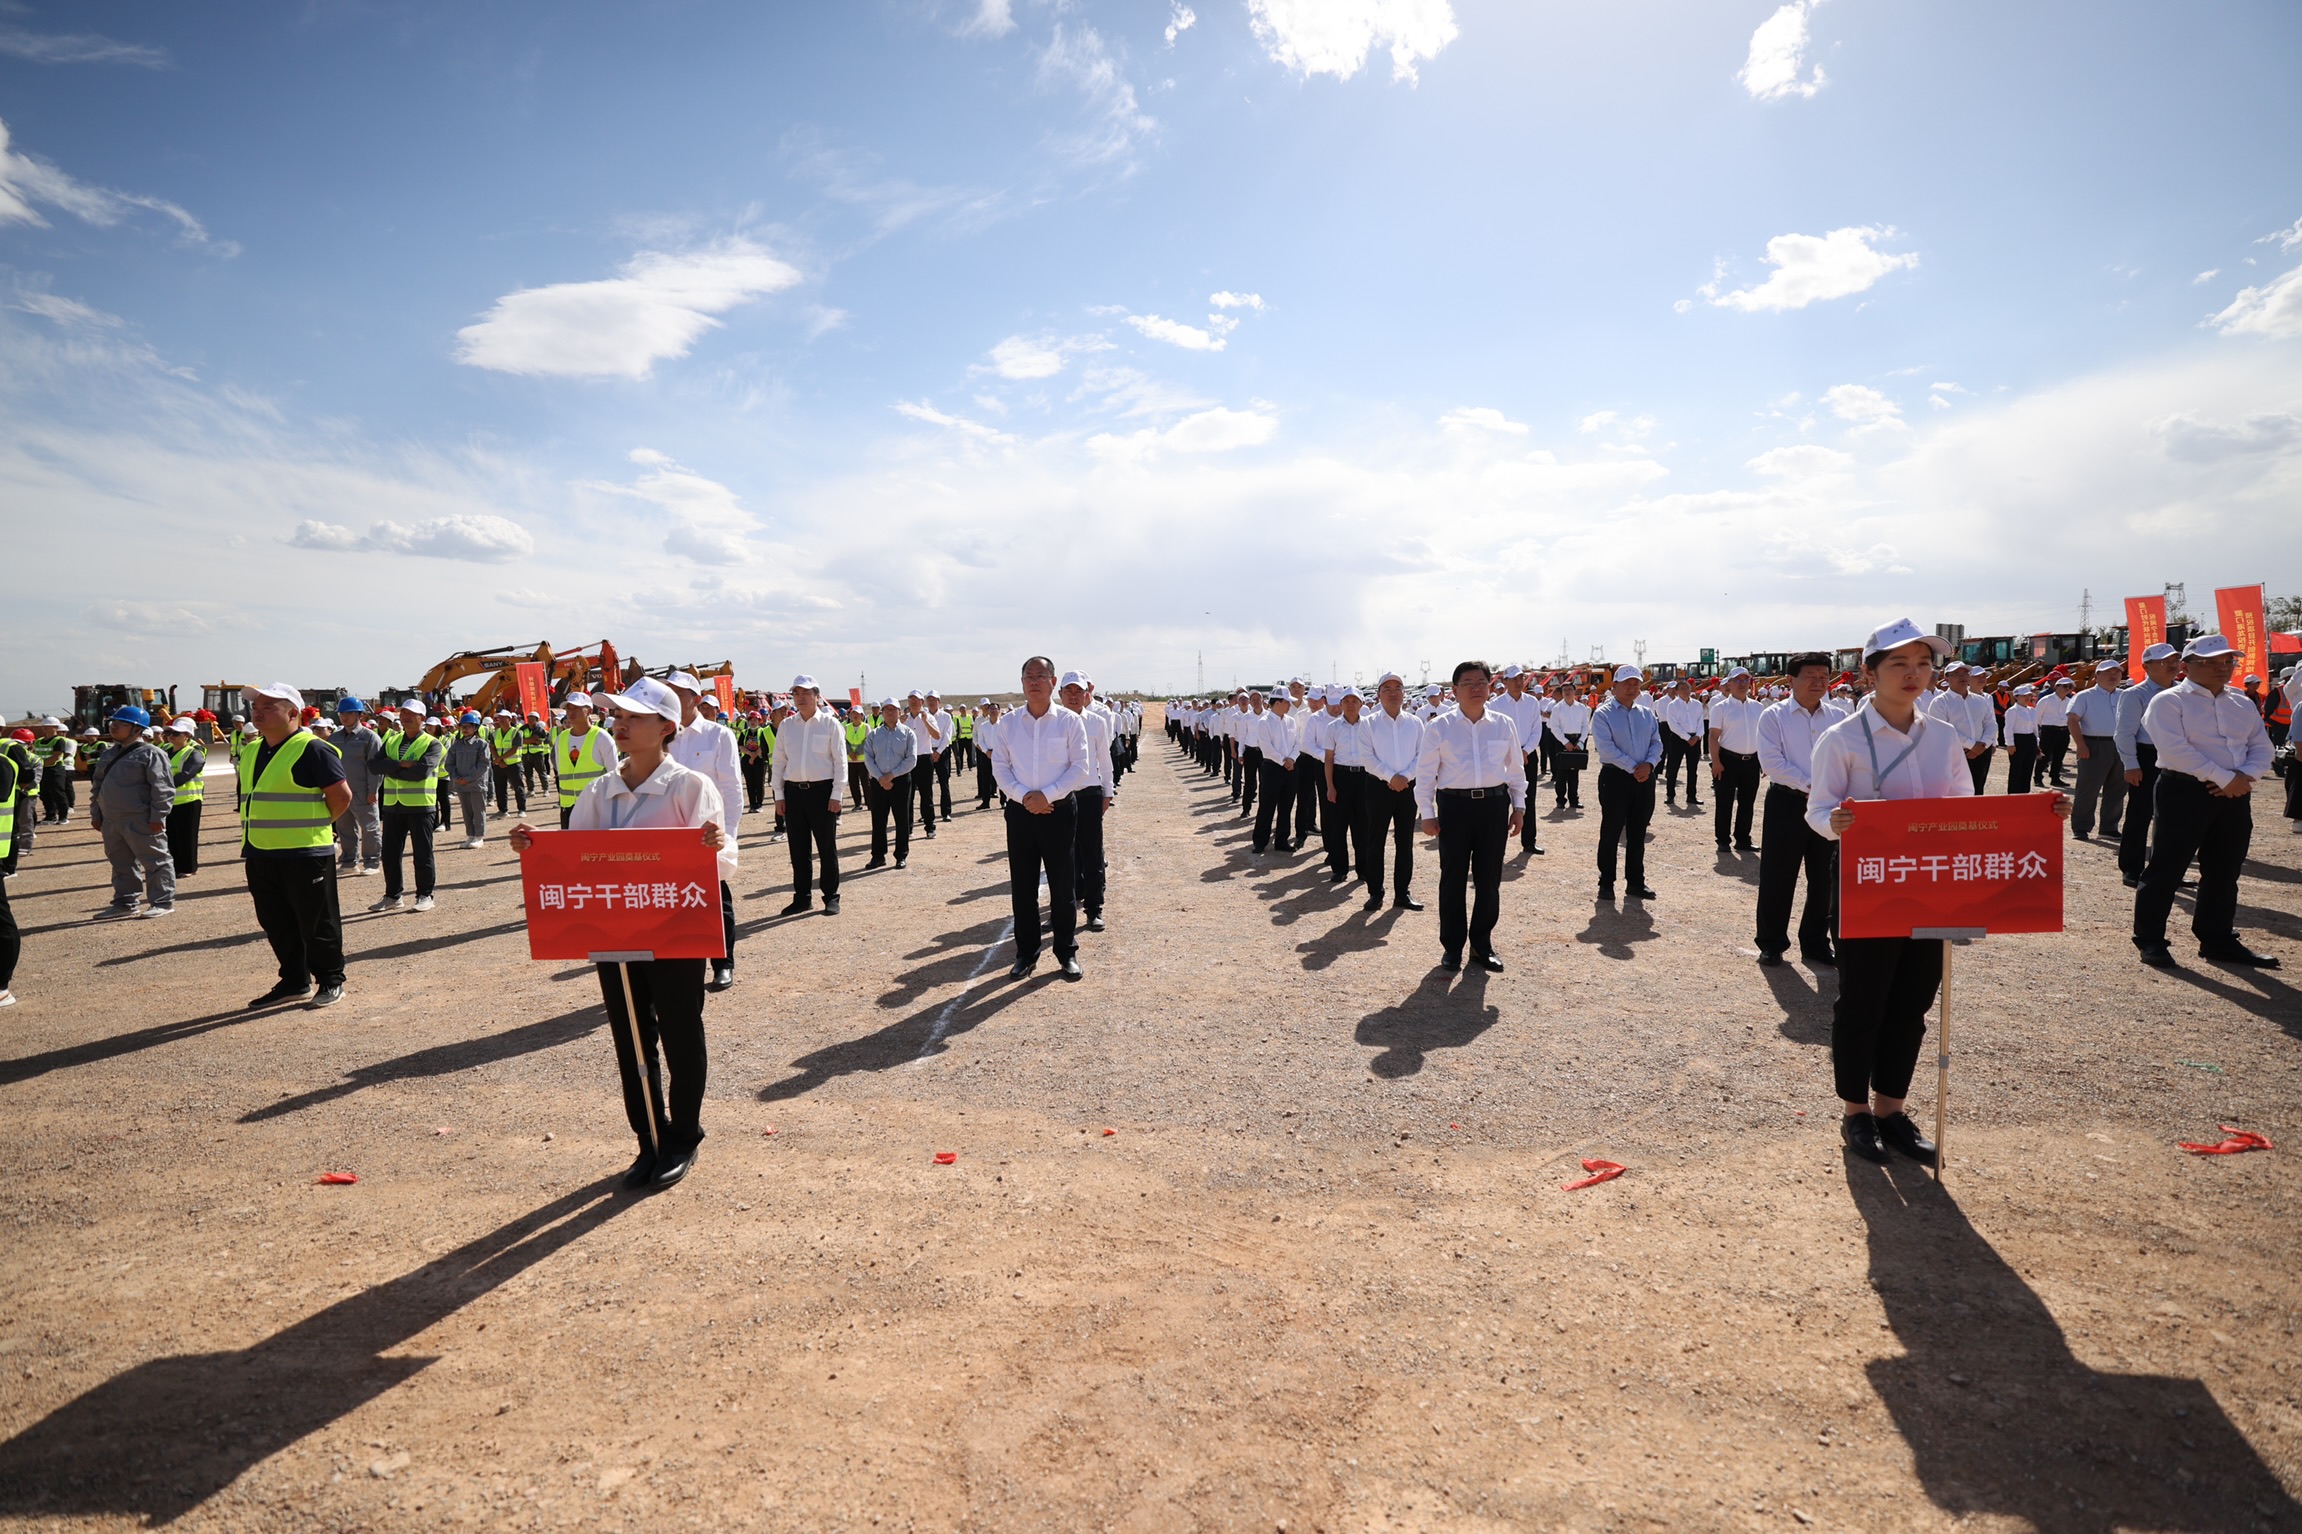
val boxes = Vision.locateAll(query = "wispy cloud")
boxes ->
[1165,4,1197,44]
[2210,264,2302,340]
[1440,407,1528,435]
[978,333,1110,381]
[894,399,1016,444]
[454,239,802,379]
[1126,312,1226,351]
[1249,0,1459,83]
[1210,290,1264,310]
[1038,23,1156,168]
[1089,405,1277,461]
[1702,226,1917,312]
[584,448,765,564]
[782,131,1004,237]
[1738,0,1826,101]
[955,0,1016,39]
[0,26,169,67]
[0,114,219,248]
[1822,382,1904,432]
[2152,411,2302,464]
[288,515,536,563]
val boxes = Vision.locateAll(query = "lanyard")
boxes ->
[1859,711,1923,794]
[606,782,643,830]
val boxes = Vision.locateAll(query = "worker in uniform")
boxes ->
[443,712,494,850]
[989,656,1092,980]
[2115,643,2182,889]
[1591,665,1663,903]
[34,719,75,825]
[1706,668,1762,850]
[1252,691,1301,855]
[237,682,353,1010]
[332,698,383,876]
[664,673,746,991]
[1753,652,1843,966]
[770,674,847,916]
[842,706,869,810]
[2133,634,2280,970]
[0,736,18,1007]
[926,690,957,820]
[2001,684,2039,793]
[2,721,39,860]
[520,711,552,795]
[423,717,455,832]
[1062,672,1116,931]
[1359,673,1424,913]
[1927,662,1997,794]
[374,701,444,913]
[162,716,206,877]
[551,695,617,831]
[864,698,918,868]
[1415,660,1522,971]
[2035,676,2075,786]
[974,700,1003,808]
[2067,660,2127,840]
[953,702,975,774]
[1323,686,1372,885]
[1488,666,1545,856]
[489,709,528,817]
[510,676,727,1191]
[90,705,177,920]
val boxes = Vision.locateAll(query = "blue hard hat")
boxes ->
[337,695,365,713]
[459,710,482,725]
[110,705,152,729]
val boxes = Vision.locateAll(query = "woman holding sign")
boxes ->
[509,676,728,1192]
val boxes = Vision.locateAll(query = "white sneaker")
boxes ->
[369,895,404,913]
[462,837,483,850]
[92,904,139,922]
[413,894,436,912]
[141,904,175,919]
[0,990,15,1007]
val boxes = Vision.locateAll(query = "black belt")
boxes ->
[1334,763,1369,774]
[1720,747,1757,761]
[1436,786,1506,799]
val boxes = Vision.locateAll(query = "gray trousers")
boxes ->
[457,788,488,841]
[101,817,176,908]
[2071,735,2127,838]
[336,784,382,868]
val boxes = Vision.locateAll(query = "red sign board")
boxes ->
[1837,794,2064,939]
[518,829,726,961]
[2215,584,2269,692]
[712,674,736,715]
[2124,594,2167,683]
[514,661,552,722]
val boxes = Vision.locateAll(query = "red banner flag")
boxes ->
[2123,595,2167,683]
[517,829,726,961]
[712,674,736,715]
[514,662,552,722]
[2214,584,2270,688]
[598,642,621,697]
[849,687,864,708]
[1837,794,2064,939]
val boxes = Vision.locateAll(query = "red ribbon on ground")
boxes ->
[315,1171,359,1185]
[933,1151,957,1165]
[2178,1126,2274,1156]
[1562,1158,1625,1190]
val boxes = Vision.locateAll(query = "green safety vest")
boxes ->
[955,713,974,741]
[553,725,611,808]
[168,743,206,806]
[382,732,440,811]
[0,751,17,861]
[844,718,867,762]
[524,727,551,758]
[237,731,335,852]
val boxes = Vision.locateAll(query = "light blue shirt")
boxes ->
[2113,678,2162,770]
[1590,697,1663,772]
[2067,683,2121,737]
[863,722,917,780]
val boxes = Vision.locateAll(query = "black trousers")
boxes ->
[1832,937,1940,1104]
[1322,766,1357,874]
[935,751,953,817]
[975,752,998,807]
[1238,747,1261,816]
[1294,752,1322,843]
[1254,758,1296,851]
[166,802,202,877]
[0,874,18,991]
[1436,790,1509,959]
[1357,777,1417,901]
[245,854,345,989]
[1518,753,1542,849]
[783,779,840,901]
[1553,737,1585,807]
[866,776,912,862]
[1005,794,1079,964]
[596,958,706,1152]
[381,809,434,898]
[1754,783,1834,957]
[911,758,939,830]
[1539,726,1560,777]
[2134,772,2251,949]
[719,880,737,962]
[1966,746,1994,795]
[1595,763,1655,888]
[1714,750,1759,845]
[743,760,769,813]
[493,767,527,817]
[434,775,453,829]
[1225,743,1239,789]
[846,760,866,809]
[40,770,71,821]
[1075,789,1108,915]
[2006,734,2037,794]
[2038,724,2071,785]
[2117,744,2158,879]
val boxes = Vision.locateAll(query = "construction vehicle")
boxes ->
[73,684,177,731]
[200,683,353,721]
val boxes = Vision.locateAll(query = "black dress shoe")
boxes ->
[1438,952,1462,973]
[651,1138,699,1189]
[1757,949,1785,967]
[248,981,313,1009]
[2199,942,2280,968]
[1084,913,1106,932]
[864,857,888,869]
[1527,844,1544,855]
[896,856,908,868]
[1598,884,1615,901]
[1629,886,1657,900]
[779,899,813,916]
[621,1148,659,1189]
[1840,1112,1889,1164]
[309,984,344,1008]
[1393,896,1423,912]
[1060,956,1084,981]
[1362,895,1383,913]
[822,896,840,915]
[1008,957,1038,980]
[1801,950,1837,969]
[1877,1111,1937,1166]
[1472,954,1504,973]
[707,961,735,992]
[2136,940,2178,969]
[2121,873,2140,889]
[1735,840,1756,852]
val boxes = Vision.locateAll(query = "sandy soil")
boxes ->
[1,725,2298,1533]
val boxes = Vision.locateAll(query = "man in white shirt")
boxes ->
[1753,652,1844,967]
[665,673,746,991]
[2001,683,2040,793]
[1414,660,1524,972]
[1253,692,1302,854]
[924,690,957,821]
[1358,674,1423,913]
[1927,662,1997,794]
[1707,668,1764,851]
[1323,687,1373,885]
[990,655,1093,980]
[2035,675,2075,786]
[1236,692,1266,821]
[1547,686,1592,811]
[1657,679,1698,808]
[1488,666,1546,857]
[770,675,847,916]
[973,700,1003,808]
[901,691,943,839]
[1294,687,1333,851]
[1063,672,1117,932]
[2133,634,2280,970]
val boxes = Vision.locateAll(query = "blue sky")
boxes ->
[3,0,2298,704]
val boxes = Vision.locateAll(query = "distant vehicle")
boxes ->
[72,684,176,731]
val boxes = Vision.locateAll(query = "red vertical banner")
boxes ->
[2215,585,2269,686]
[598,642,621,697]
[712,674,736,715]
[849,687,864,708]
[2124,595,2167,683]
[515,662,551,720]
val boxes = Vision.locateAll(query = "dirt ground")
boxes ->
[2,723,2299,1533]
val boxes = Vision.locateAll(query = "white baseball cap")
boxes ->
[394,700,425,716]
[246,681,307,711]
[1861,618,1952,662]
[1375,670,1403,686]
[1613,664,1643,683]
[791,674,820,691]
[979,697,991,705]
[2013,683,2035,695]
[1498,664,1524,679]
[2140,642,2178,662]
[563,692,594,709]
[1724,666,1751,681]
[165,716,196,733]
[1059,670,1090,690]
[664,672,704,694]
[606,675,683,725]
[2182,634,2238,659]
[2093,659,2122,673]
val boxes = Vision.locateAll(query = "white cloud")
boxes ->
[957,0,1016,39]
[1746,444,1853,477]
[2262,216,2302,253]
[585,448,766,565]
[1089,406,1277,461]
[1928,381,1968,410]
[2193,269,2221,285]
[894,399,1016,443]
[1738,0,1826,100]
[1166,4,1198,44]
[1248,0,1459,83]
[0,27,169,67]
[2209,264,2302,340]
[1038,23,1156,168]
[1822,383,1902,430]
[1127,313,1224,351]
[1440,407,1528,435]
[0,114,217,247]
[1706,226,1917,313]
[2152,411,2302,464]
[289,515,535,562]
[454,239,802,379]
[1577,410,1655,438]
[1210,290,1264,310]
[985,335,1069,380]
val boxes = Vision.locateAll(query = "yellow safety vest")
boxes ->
[554,726,611,809]
[0,750,17,861]
[844,718,867,762]
[236,731,334,852]
[168,743,206,806]
[382,732,440,811]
